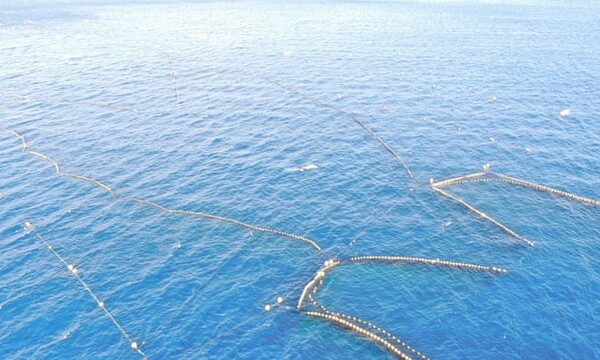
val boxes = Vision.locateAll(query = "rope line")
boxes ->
[2,127,322,251]
[152,45,181,103]
[252,74,414,179]
[23,222,147,358]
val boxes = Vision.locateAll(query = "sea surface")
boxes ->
[0,1,599,359]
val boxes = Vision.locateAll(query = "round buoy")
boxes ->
[131,342,138,350]
[276,297,284,305]
[264,304,271,312]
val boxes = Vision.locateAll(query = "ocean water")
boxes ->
[0,1,599,359]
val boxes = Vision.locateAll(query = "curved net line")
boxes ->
[306,292,427,360]
[63,173,116,196]
[295,255,508,359]
[212,69,414,180]
[2,127,322,251]
[298,256,507,309]
[304,311,414,360]
[257,74,414,179]
[303,268,427,360]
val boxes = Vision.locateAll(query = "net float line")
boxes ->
[253,74,414,180]
[0,91,138,112]
[123,197,321,250]
[306,292,427,360]
[3,128,322,251]
[4,128,28,150]
[430,186,535,247]
[343,255,509,274]
[303,311,415,360]
[494,173,600,206]
[63,173,116,196]
[433,172,600,207]
[23,222,147,358]
[3,127,115,195]
[297,257,507,310]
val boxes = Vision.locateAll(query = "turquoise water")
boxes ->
[1,1,599,358]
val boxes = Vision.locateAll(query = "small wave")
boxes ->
[285,163,318,172]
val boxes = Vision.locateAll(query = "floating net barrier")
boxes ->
[430,167,600,246]
[0,91,138,112]
[295,256,507,359]
[304,311,416,360]
[430,186,535,247]
[123,198,321,251]
[303,272,427,359]
[2,127,322,251]
[22,221,147,358]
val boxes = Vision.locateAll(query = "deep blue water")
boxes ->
[1,1,599,359]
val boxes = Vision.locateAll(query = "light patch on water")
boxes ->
[285,163,319,172]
